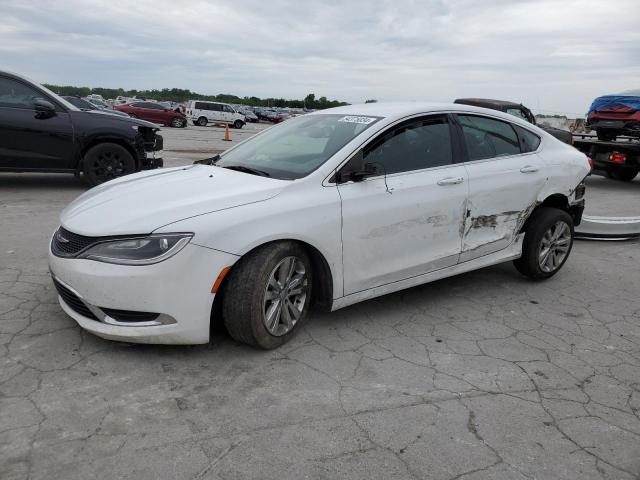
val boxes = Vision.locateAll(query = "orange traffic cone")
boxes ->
[223,124,232,142]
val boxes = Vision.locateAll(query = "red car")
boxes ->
[115,101,187,128]
[587,95,640,141]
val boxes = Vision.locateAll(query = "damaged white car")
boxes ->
[49,103,590,348]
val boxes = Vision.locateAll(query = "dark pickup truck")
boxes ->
[0,70,163,186]
[454,98,573,145]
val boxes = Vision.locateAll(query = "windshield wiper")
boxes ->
[222,165,271,177]
[193,154,220,165]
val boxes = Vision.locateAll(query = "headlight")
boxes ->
[78,233,193,265]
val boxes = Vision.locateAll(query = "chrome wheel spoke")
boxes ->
[538,221,572,273]
[263,256,307,337]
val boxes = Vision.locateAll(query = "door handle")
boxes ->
[437,177,464,186]
[520,165,539,173]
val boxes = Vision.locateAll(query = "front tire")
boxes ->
[233,120,244,129]
[514,207,574,280]
[222,242,312,349]
[197,116,208,127]
[171,117,186,128]
[83,143,136,186]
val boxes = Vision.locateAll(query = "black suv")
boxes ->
[0,71,163,186]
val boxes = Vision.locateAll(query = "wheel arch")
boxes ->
[519,193,570,233]
[80,137,140,171]
[210,238,335,332]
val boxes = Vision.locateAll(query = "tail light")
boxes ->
[608,152,626,164]
[586,156,593,169]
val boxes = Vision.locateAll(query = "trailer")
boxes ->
[572,133,640,182]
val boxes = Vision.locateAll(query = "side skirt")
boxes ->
[331,234,524,311]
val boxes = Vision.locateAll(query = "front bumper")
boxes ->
[49,243,238,344]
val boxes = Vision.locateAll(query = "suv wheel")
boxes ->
[197,117,208,127]
[222,242,312,349]
[233,120,244,129]
[514,207,574,280]
[83,143,135,186]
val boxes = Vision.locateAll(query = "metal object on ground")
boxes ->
[575,215,640,240]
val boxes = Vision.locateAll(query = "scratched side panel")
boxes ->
[460,153,547,262]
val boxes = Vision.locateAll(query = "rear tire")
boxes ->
[607,167,639,182]
[83,143,136,187]
[596,129,616,142]
[222,242,312,349]
[514,207,574,280]
[197,116,208,127]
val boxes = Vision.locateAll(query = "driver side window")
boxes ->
[0,77,44,109]
[362,115,453,174]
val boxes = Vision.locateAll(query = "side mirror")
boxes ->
[34,99,56,119]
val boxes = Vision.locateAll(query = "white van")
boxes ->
[186,100,246,128]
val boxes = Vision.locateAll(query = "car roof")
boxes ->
[313,102,530,124]
[454,98,523,109]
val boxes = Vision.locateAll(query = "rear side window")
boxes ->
[458,115,521,161]
[363,115,452,174]
[514,125,541,152]
[0,77,45,109]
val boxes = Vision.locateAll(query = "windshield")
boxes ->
[216,114,381,179]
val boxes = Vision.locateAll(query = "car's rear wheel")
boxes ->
[197,116,208,127]
[514,207,574,280]
[596,129,617,142]
[222,242,312,349]
[171,117,186,128]
[83,143,136,186]
[606,167,639,182]
[233,120,243,129]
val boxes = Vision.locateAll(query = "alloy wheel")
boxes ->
[90,150,126,182]
[262,256,308,336]
[538,221,571,273]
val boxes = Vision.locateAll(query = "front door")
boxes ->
[0,75,73,170]
[455,114,547,261]
[337,114,468,295]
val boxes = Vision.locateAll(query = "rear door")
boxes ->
[0,75,74,170]
[454,114,546,261]
[338,114,468,295]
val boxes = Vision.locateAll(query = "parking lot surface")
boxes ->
[1,126,639,479]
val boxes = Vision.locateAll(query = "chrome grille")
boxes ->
[51,227,96,257]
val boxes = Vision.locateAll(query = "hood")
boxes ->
[70,110,159,129]
[60,165,288,236]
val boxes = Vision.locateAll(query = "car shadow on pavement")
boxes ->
[1,173,88,190]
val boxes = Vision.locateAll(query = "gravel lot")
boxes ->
[1,125,639,479]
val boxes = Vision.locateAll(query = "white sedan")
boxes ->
[49,103,590,348]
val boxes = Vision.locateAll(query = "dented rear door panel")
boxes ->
[460,153,547,261]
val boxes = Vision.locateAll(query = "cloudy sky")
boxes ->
[1,0,639,115]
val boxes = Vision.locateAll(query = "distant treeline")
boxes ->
[44,84,349,109]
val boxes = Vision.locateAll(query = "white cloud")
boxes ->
[0,0,638,115]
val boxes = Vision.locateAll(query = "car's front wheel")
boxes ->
[233,120,244,129]
[171,117,187,128]
[222,242,312,349]
[83,143,136,186]
[514,207,574,280]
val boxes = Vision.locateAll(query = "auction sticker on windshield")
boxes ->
[338,116,377,124]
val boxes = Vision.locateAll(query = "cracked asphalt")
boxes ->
[1,127,640,479]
